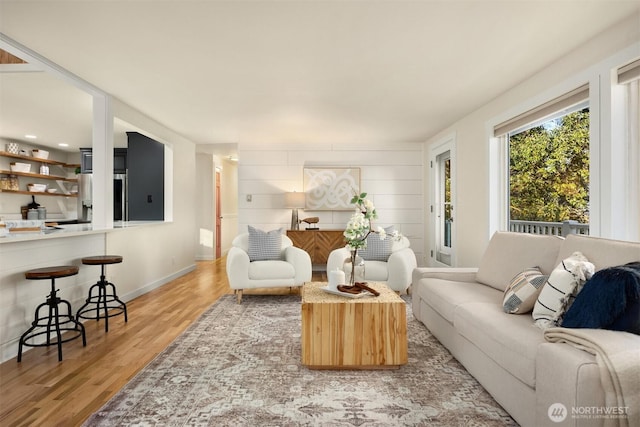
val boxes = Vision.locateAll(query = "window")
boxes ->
[509,106,590,232]
[490,56,640,242]
[494,86,590,236]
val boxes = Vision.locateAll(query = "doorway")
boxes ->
[430,137,456,267]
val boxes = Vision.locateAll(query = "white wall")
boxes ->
[423,13,640,267]
[195,153,215,260]
[220,159,238,255]
[237,142,425,266]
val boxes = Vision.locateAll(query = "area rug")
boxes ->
[83,295,517,426]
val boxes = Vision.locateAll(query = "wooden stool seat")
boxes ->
[25,266,79,280]
[18,265,86,362]
[77,255,127,332]
[82,255,123,266]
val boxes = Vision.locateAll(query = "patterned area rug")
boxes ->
[83,295,517,426]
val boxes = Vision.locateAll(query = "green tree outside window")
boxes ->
[509,108,590,224]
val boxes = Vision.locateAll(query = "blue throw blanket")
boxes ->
[561,261,640,334]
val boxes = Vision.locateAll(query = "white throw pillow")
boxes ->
[502,267,548,314]
[532,251,595,330]
[360,226,395,261]
[247,226,283,261]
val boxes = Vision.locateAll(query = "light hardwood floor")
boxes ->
[0,258,324,426]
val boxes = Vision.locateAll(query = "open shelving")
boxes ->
[0,189,77,197]
[0,151,80,197]
[0,151,80,169]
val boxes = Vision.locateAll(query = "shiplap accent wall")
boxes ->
[237,142,425,266]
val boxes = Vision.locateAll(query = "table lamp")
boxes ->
[284,191,306,230]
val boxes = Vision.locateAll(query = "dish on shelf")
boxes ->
[27,183,47,192]
[10,162,31,173]
[32,149,49,159]
[47,188,58,193]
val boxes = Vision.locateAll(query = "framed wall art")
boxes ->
[303,167,360,210]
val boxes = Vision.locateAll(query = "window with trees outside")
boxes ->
[509,106,589,235]
[494,85,590,236]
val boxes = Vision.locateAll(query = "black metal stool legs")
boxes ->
[76,264,128,332]
[18,259,126,362]
[17,278,86,362]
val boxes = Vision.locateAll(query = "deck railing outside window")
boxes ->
[509,220,589,236]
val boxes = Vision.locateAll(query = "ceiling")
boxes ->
[0,1,639,154]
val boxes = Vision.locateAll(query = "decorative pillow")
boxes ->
[562,261,640,334]
[502,267,548,314]
[360,226,394,261]
[532,251,595,330]
[247,226,283,262]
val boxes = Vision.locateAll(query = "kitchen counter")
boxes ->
[0,220,165,243]
[0,215,193,363]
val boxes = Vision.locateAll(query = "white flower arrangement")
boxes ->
[343,192,400,250]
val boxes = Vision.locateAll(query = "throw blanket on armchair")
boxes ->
[544,328,640,427]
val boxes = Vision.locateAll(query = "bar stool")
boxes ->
[18,266,87,362]
[76,255,128,332]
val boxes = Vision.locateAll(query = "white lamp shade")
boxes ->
[284,191,306,208]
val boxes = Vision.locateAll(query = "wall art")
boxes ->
[303,167,360,210]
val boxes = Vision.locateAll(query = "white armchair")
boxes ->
[327,236,417,293]
[226,232,312,303]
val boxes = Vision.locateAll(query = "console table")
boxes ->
[286,229,344,270]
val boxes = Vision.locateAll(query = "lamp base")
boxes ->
[291,209,299,230]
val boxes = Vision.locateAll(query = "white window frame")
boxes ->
[490,79,598,238]
[488,43,640,242]
[612,65,640,241]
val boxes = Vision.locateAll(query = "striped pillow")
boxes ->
[502,267,548,314]
[248,226,283,261]
[533,252,595,329]
[360,226,395,261]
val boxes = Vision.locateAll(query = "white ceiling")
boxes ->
[0,1,639,153]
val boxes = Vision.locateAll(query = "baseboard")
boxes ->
[120,263,197,302]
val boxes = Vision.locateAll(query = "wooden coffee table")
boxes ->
[301,282,408,369]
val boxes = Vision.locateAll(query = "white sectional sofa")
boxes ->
[411,232,640,427]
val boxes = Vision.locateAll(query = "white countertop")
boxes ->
[0,220,165,243]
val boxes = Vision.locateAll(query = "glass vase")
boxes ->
[343,249,366,286]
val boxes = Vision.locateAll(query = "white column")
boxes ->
[92,94,114,229]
